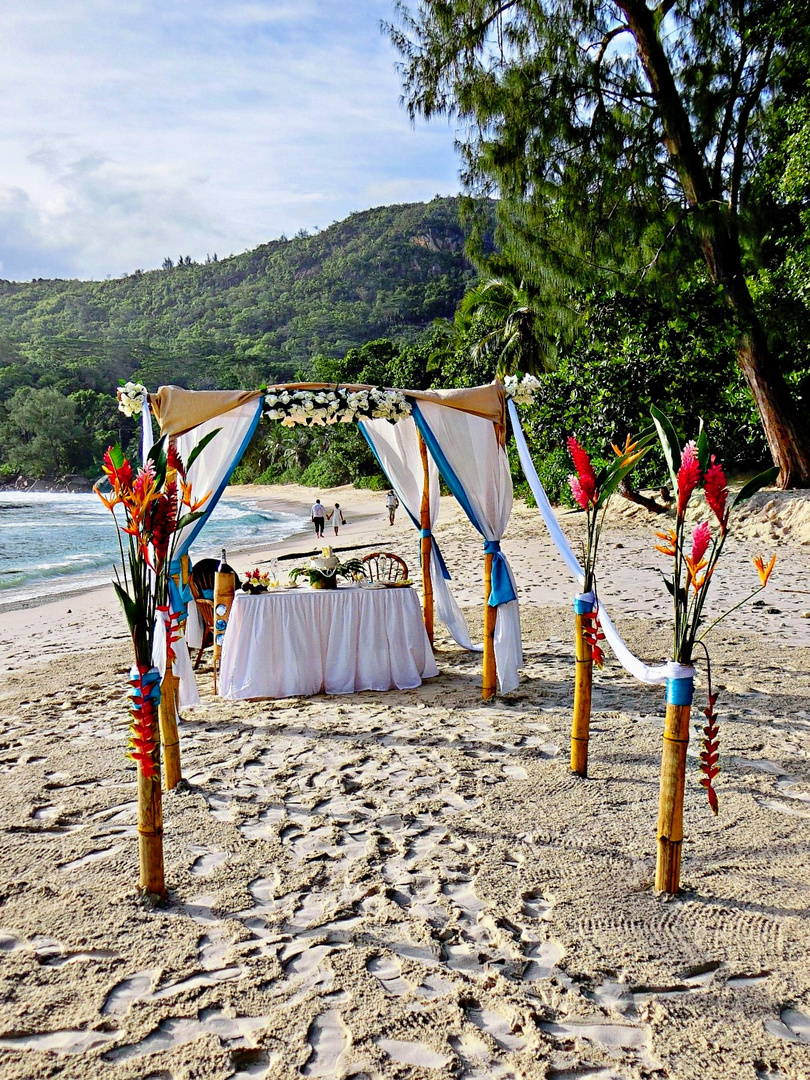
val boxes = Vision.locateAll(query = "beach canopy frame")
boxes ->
[148,380,521,702]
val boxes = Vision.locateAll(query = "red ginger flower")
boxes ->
[690,521,712,564]
[567,436,598,507]
[703,455,728,532]
[677,441,701,515]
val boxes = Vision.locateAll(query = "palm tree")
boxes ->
[460,277,548,378]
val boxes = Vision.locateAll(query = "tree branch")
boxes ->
[729,40,774,216]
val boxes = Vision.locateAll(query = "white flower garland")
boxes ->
[117,381,148,418]
[503,372,541,405]
[263,386,412,427]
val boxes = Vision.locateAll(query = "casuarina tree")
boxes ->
[387,0,810,487]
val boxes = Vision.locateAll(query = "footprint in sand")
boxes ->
[764,1006,810,1044]
[367,953,412,996]
[376,1037,452,1070]
[301,1010,351,1076]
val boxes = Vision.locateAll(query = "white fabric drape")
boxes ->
[174,399,263,558]
[414,401,522,693]
[508,399,675,686]
[152,612,200,708]
[360,417,476,651]
[167,398,263,705]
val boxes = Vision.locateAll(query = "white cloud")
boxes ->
[0,0,460,280]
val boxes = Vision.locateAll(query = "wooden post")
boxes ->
[137,758,166,898]
[158,671,182,791]
[418,432,434,646]
[570,606,593,777]
[212,565,236,695]
[655,697,692,893]
[482,553,497,700]
[159,446,182,791]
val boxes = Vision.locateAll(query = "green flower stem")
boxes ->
[697,583,766,643]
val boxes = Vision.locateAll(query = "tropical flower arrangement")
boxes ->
[94,434,214,895]
[117,381,149,418]
[503,372,541,405]
[288,548,365,588]
[242,568,273,593]
[651,406,778,815]
[567,432,653,666]
[263,386,412,427]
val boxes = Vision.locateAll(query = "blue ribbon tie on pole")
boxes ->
[483,540,517,606]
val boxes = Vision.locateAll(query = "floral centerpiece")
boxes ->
[242,568,272,594]
[288,547,365,589]
[650,405,777,892]
[94,434,214,897]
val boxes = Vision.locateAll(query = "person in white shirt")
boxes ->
[311,499,326,537]
[327,503,346,536]
[385,490,399,526]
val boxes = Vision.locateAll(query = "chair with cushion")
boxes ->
[189,558,241,668]
[361,552,409,583]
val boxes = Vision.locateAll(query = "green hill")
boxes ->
[0,196,492,479]
[0,196,487,392]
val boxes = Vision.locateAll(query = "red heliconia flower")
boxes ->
[677,440,701,515]
[167,443,186,479]
[567,436,598,508]
[703,455,728,531]
[690,521,712,565]
[103,448,134,491]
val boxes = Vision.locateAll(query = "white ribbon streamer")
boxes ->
[508,399,678,687]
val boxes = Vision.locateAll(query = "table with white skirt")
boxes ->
[218,584,438,700]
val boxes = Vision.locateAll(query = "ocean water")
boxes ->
[0,491,309,605]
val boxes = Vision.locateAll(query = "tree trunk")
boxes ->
[621,0,810,489]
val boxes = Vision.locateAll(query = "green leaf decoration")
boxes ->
[108,444,125,470]
[112,581,137,636]
[697,420,710,473]
[730,466,780,509]
[147,435,168,489]
[175,510,208,532]
[185,428,220,472]
[650,404,681,490]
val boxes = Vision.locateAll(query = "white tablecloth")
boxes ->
[218,585,438,700]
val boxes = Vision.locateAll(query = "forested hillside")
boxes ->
[0,197,487,478]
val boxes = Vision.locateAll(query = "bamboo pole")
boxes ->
[159,447,182,791]
[137,757,166,898]
[482,553,497,700]
[570,606,593,777]
[158,671,181,790]
[212,562,236,695]
[418,432,434,646]
[655,697,692,893]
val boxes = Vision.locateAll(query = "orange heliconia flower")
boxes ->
[655,529,677,557]
[611,434,646,468]
[753,553,776,587]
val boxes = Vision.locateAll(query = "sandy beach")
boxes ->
[0,480,808,1079]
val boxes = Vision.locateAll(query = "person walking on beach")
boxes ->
[311,498,326,538]
[327,503,345,536]
[385,490,399,526]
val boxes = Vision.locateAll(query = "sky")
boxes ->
[0,1,462,282]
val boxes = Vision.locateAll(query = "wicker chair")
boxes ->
[361,552,409,582]
[189,559,241,668]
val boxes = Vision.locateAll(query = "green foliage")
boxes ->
[0,198,485,479]
[513,285,770,498]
